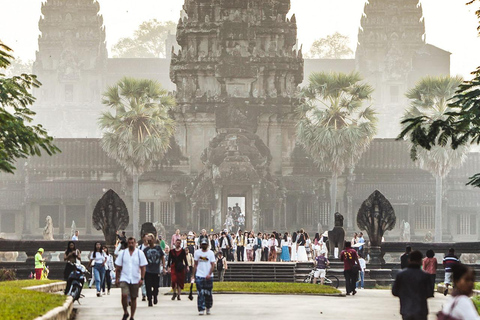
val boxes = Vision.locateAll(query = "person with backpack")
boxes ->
[216,251,228,282]
[340,241,360,296]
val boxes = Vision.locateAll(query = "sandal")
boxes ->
[122,313,129,320]
[177,295,181,301]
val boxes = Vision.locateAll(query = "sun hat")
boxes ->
[38,248,44,253]
[200,238,209,245]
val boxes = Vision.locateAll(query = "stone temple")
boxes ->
[1,0,479,242]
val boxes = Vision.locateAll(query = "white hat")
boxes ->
[320,250,326,255]
[188,231,193,236]
[322,231,328,237]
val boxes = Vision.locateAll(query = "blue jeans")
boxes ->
[195,276,213,311]
[357,271,364,288]
[94,264,105,293]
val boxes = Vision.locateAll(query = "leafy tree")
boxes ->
[0,42,58,174]
[308,32,354,59]
[296,71,377,228]
[112,20,177,58]
[99,77,176,238]
[401,76,468,242]
[398,1,480,188]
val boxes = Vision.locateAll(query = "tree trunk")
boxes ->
[435,175,443,242]
[330,173,338,229]
[133,173,140,240]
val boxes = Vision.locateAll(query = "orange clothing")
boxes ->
[422,257,437,275]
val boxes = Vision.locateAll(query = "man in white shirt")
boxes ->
[71,230,79,241]
[115,237,148,320]
[192,237,215,316]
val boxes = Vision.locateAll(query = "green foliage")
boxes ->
[308,32,354,59]
[112,20,177,58]
[0,42,59,174]
[183,281,341,295]
[0,269,16,281]
[398,1,480,187]
[473,295,480,313]
[99,77,176,175]
[0,280,66,320]
[296,71,377,176]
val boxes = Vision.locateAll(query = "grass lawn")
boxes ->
[183,282,341,295]
[0,280,66,320]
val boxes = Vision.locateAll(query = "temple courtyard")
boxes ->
[74,287,448,319]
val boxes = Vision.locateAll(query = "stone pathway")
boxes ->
[74,287,448,320]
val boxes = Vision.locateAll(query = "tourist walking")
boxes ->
[185,247,195,282]
[171,229,181,247]
[340,241,360,296]
[268,234,278,261]
[443,248,460,296]
[236,230,245,262]
[88,242,107,297]
[63,241,80,281]
[161,246,171,287]
[392,250,434,320]
[400,246,411,269]
[422,249,437,294]
[115,237,148,320]
[168,238,189,300]
[280,233,291,262]
[296,229,308,262]
[35,248,45,280]
[356,253,366,290]
[192,237,216,315]
[143,234,165,307]
[102,246,114,295]
[216,251,228,282]
[438,263,480,320]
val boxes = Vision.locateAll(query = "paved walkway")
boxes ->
[74,287,448,320]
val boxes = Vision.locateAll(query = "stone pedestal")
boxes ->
[369,246,385,268]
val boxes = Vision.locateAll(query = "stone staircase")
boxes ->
[219,262,297,282]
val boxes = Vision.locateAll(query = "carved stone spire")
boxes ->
[33,0,107,138]
[171,0,303,133]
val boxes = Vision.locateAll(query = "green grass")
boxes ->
[0,280,66,320]
[183,281,341,295]
[373,284,392,290]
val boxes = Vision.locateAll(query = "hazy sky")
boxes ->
[1,0,479,79]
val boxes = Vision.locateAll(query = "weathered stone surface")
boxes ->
[327,212,346,258]
[357,190,396,247]
[92,189,129,245]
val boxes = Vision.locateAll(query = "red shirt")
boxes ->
[422,257,437,275]
[340,248,359,270]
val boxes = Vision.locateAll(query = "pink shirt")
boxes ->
[422,257,437,275]
[171,234,181,247]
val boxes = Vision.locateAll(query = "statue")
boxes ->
[43,215,54,240]
[327,212,345,259]
[357,190,396,247]
[424,231,433,243]
[400,220,411,242]
[92,189,129,246]
[153,221,166,240]
[70,220,76,239]
[140,222,157,239]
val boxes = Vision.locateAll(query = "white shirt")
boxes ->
[262,239,268,249]
[281,239,288,247]
[71,235,78,241]
[441,296,480,320]
[358,258,366,271]
[194,249,215,278]
[115,248,148,284]
[89,251,106,265]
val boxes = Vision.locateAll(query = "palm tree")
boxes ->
[401,75,468,242]
[99,77,176,239]
[296,71,377,228]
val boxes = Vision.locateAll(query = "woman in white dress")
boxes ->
[291,232,298,262]
[296,229,308,262]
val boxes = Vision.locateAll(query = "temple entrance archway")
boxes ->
[222,186,253,231]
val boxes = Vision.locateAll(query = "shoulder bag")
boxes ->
[437,297,460,320]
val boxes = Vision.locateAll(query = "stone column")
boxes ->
[214,187,222,230]
[252,184,261,232]
[85,197,92,235]
[23,163,31,235]
[296,196,302,227]
[59,200,66,236]
[407,201,415,236]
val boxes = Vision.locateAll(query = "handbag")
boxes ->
[437,297,460,320]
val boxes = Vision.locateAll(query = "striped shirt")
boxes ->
[443,254,459,272]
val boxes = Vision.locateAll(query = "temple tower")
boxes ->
[33,0,107,138]
[356,0,426,137]
[170,0,304,231]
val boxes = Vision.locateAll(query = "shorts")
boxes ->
[444,272,453,285]
[314,269,326,278]
[120,282,140,299]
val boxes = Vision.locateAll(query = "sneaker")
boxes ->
[361,287,365,290]
[142,295,146,301]
[153,296,158,305]
[148,301,153,307]
[352,290,357,295]
[444,288,448,296]
[171,293,177,300]
[102,291,106,295]
[96,292,101,297]
[199,310,205,316]
[346,292,351,296]
[206,309,211,315]
[107,289,110,295]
